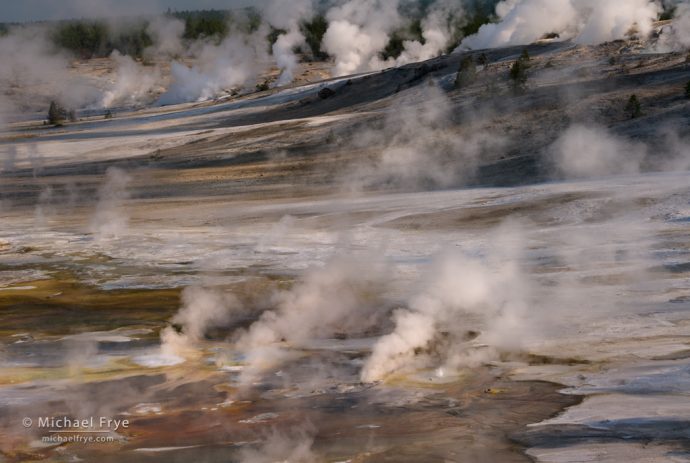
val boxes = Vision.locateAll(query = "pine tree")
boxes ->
[455,56,477,89]
[509,59,527,92]
[509,49,531,93]
[625,94,642,119]
[48,101,65,126]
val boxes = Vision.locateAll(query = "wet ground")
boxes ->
[0,171,689,461]
[1,38,690,462]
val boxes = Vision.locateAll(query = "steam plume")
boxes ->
[145,15,186,59]
[239,428,317,463]
[395,0,466,65]
[323,0,403,76]
[549,125,647,179]
[0,26,101,111]
[459,0,661,50]
[265,0,314,86]
[235,255,386,383]
[548,124,690,179]
[158,31,269,105]
[362,230,530,382]
[654,2,690,51]
[346,84,505,190]
[101,51,161,108]
[89,167,131,240]
[160,286,242,358]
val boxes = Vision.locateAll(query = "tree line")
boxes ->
[27,1,502,61]
[44,8,330,60]
[2,0,681,61]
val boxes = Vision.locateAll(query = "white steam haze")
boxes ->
[238,428,316,463]
[33,185,54,227]
[362,225,532,382]
[658,125,690,171]
[460,0,662,50]
[395,0,466,65]
[655,2,690,51]
[550,125,648,179]
[89,167,132,240]
[323,0,403,76]
[549,124,690,179]
[322,0,468,77]
[5,2,690,461]
[234,255,387,384]
[147,109,690,385]
[346,84,505,190]
[264,0,314,86]
[0,0,683,114]
[145,15,186,59]
[156,254,388,381]
[1,143,40,176]
[0,26,101,110]
[101,51,161,108]
[158,30,269,105]
[0,93,9,129]
[160,286,242,358]
[0,21,168,112]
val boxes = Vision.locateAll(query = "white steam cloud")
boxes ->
[0,93,9,129]
[549,125,647,179]
[395,0,465,65]
[89,167,131,240]
[322,0,467,77]
[234,255,386,383]
[460,0,661,50]
[654,2,690,52]
[158,31,269,105]
[264,0,314,86]
[101,51,161,108]
[362,227,531,382]
[657,125,690,171]
[272,29,307,86]
[239,428,317,463]
[157,254,387,380]
[145,15,186,59]
[323,0,403,76]
[0,26,101,111]
[160,286,242,358]
[347,84,505,190]
[549,124,690,179]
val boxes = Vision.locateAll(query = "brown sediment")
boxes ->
[375,192,600,231]
[315,376,584,463]
[0,275,181,339]
[0,353,582,462]
[652,348,690,361]
[0,270,295,342]
[500,352,592,366]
